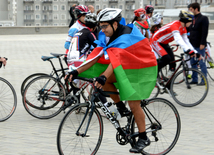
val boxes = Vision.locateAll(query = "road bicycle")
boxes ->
[21,53,68,96]
[57,76,181,155]
[170,43,214,82]
[0,58,17,122]
[22,53,93,119]
[156,53,209,107]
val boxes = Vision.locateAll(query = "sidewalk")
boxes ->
[0,31,214,155]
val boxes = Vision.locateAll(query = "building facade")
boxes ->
[0,0,214,26]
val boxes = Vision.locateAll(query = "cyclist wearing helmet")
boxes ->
[132,8,149,39]
[67,13,97,68]
[151,10,201,78]
[65,8,157,153]
[145,5,154,38]
[64,5,89,64]
[150,12,163,35]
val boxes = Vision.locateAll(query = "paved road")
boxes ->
[0,30,214,155]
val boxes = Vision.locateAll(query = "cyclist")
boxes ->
[67,13,97,68]
[64,5,89,64]
[65,8,157,153]
[145,5,154,38]
[151,10,201,78]
[150,12,163,36]
[0,57,7,67]
[132,8,149,39]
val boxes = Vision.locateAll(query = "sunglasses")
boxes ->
[99,24,109,30]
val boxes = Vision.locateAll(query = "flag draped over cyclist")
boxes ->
[79,24,157,100]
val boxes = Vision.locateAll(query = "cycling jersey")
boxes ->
[64,20,87,51]
[67,28,97,67]
[151,20,196,56]
[133,20,149,36]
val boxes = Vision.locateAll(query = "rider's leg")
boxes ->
[102,73,130,116]
[129,100,150,153]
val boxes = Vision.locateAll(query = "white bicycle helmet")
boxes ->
[84,13,97,28]
[152,12,162,25]
[97,8,122,23]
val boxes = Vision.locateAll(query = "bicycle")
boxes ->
[22,53,93,119]
[156,53,209,107]
[0,58,17,122]
[57,76,181,155]
[21,53,68,96]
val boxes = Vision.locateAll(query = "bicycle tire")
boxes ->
[131,98,181,155]
[170,68,209,107]
[0,77,17,122]
[21,73,48,96]
[57,103,103,155]
[205,57,214,81]
[22,75,66,119]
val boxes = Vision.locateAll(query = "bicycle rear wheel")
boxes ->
[22,75,66,119]
[57,103,103,155]
[170,68,209,107]
[0,77,17,122]
[206,57,214,81]
[131,98,181,155]
[21,73,48,96]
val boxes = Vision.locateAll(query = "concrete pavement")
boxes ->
[0,31,214,155]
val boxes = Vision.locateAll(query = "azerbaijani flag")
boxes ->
[79,24,157,101]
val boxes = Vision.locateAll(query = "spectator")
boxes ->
[189,2,209,85]
[145,5,154,38]
[88,5,94,13]
[0,57,7,67]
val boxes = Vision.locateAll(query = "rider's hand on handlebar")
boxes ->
[95,75,107,89]
[65,70,79,82]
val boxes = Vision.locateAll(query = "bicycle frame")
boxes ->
[73,77,163,145]
[160,53,191,89]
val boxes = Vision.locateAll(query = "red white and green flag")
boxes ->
[79,24,157,101]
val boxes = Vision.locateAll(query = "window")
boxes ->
[53,14,58,20]
[96,5,99,10]
[36,23,41,26]
[25,15,32,19]
[53,0,58,1]
[53,23,58,26]
[25,5,32,10]
[26,24,31,26]
[61,23,66,26]
[110,5,116,8]
[35,14,40,20]
[61,5,65,10]
[53,5,58,11]
[119,5,123,9]
[43,6,48,10]
[35,5,40,10]
[61,14,66,20]
[103,5,107,9]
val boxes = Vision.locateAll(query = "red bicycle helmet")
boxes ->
[145,5,154,14]
[134,8,146,18]
[73,5,89,18]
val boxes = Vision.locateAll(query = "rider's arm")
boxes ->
[173,31,196,53]
[181,33,197,53]
[64,28,78,50]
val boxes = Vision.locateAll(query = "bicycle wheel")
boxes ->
[206,57,214,81]
[131,98,181,155]
[23,75,66,119]
[0,77,17,122]
[21,73,48,96]
[170,68,209,107]
[57,103,103,155]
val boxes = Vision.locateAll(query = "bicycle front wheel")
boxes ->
[170,68,209,107]
[57,103,103,155]
[23,75,66,119]
[0,77,17,122]
[131,98,181,155]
